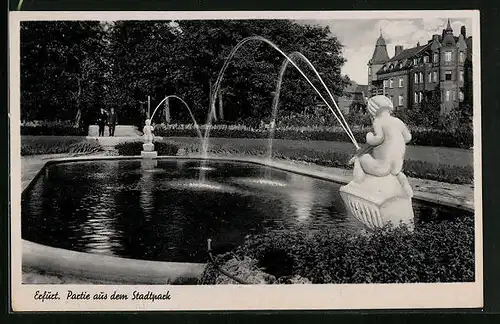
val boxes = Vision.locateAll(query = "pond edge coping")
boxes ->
[20,154,474,284]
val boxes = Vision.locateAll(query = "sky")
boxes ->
[299,18,472,85]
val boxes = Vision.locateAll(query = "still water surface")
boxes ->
[21,159,467,263]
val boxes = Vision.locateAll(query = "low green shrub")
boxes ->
[21,136,102,156]
[201,214,475,284]
[21,126,88,136]
[153,123,473,149]
[115,141,179,156]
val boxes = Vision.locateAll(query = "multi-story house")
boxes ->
[367,20,472,114]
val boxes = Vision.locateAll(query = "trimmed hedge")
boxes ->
[153,124,473,149]
[115,141,179,156]
[21,126,87,136]
[21,136,102,156]
[200,213,475,284]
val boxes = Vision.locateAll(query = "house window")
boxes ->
[368,66,372,76]
[460,70,464,83]
[414,73,419,83]
[419,72,424,83]
[413,58,418,65]
[389,78,394,88]
[445,71,452,81]
[419,92,424,103]
[414,92,419,104]
[459,51,465,63]
[459,91,464,101]
[428,72,432,83]
[445,51,452,62]
[383,80,388,88]
[445,90,450,101]
[453,90,457,101]
[423,56,429,63]
[398,95,404,106]
[433,71,438,82]
[399,77,404,88]
[433,53,439,63]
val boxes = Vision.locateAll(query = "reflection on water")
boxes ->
[21,159,472,263]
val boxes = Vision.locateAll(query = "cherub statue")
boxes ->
[349,95,413,197]
[143,119,155,144]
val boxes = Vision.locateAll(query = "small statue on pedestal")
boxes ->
[141,119,157,159]
[340,95,415,230]
[143,119,155,144]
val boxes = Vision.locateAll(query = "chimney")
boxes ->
[461,26,466,38]
[432,34,440,41]
[394,45,403,56]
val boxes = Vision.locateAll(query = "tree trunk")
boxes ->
[209,79,217,121]
[218,91,224,121]
[165,97,171,123]
[74,78,82,128]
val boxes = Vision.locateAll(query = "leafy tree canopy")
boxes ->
[21,19,351,126]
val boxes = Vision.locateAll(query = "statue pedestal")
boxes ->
[141,159,158,169]
[340,174,414,230]
[141,143,157,158]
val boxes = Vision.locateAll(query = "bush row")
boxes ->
[153,124,473,149]
[21,136,102,156]
[21,126,87,136]
[115,141,179,156]
[200,214,475,284]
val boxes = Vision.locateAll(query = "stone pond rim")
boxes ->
[20,155,474,284]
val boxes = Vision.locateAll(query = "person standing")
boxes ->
[97,108,108,137]
[108,107,118,137]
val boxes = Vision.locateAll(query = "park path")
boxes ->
[167,137,474,167]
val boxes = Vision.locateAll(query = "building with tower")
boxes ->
[366,19,473,115]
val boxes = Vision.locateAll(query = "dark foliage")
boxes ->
[154,124,473,149]
[201,214,474,284]
[115,141,179,156]
[21,136,102,156]
[21,126,87,136]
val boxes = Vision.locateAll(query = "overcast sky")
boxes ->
[299,18,472,85]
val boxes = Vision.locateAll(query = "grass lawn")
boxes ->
[165,137,473,167]
[161,137,474,185]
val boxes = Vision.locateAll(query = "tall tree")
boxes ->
[106,19,350,125]
[21,21,107,126]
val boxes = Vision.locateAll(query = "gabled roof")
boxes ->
[354,84,368,95]
[387,43,430,63]
[377,43,431,75]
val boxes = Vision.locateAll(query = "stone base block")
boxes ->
[340,174,414,230]
[143,143,155,152]
[141,159,158,169]
[141,151,158,159]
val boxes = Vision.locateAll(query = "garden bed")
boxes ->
[200,213,475,284]
[21,136,102,156]
[153,123,473,149]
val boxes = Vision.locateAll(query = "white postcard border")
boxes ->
[9,10,483,312]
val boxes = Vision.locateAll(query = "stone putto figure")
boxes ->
[351,95,413,198]
[143,119,155,144]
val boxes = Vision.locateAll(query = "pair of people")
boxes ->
[97,108,118,137]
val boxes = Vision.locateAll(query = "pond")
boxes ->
[21,158,470,263]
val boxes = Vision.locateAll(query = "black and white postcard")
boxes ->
[9,10,482,311]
